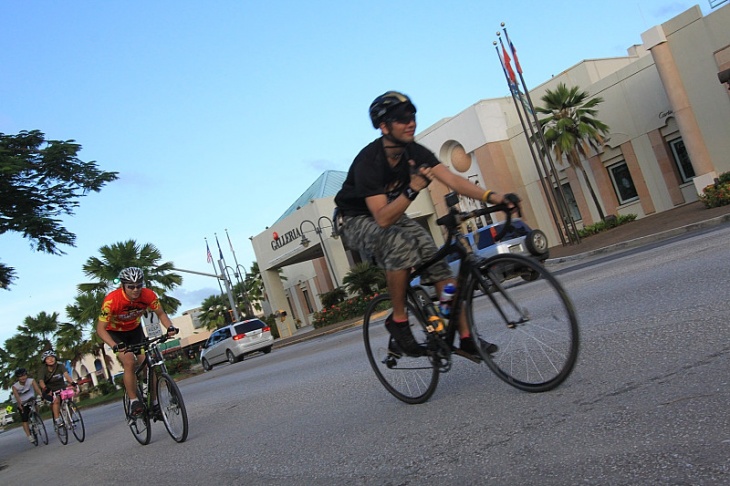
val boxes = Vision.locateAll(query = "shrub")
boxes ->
[312,294,382,328]
[699,172,730,208]
[578,214,637,238]
[166,356,193,374]
[320,287,347,308]
[95,380,117,396]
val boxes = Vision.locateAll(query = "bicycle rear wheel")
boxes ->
[67,401,85,442]
[363,293,439,404]
[156,373,188,443]
[123,385,151,445]
[466,253,579,392]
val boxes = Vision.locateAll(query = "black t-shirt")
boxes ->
[335,138,440,216]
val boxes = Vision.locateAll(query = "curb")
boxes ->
[545,213,730,265]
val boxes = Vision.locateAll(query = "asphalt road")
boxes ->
[1,225,728,485]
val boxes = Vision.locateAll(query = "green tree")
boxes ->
[198,294,231,330]
[18,311,63,351]
[0,130,118,289]
[66,292,114,383]
[535,83,611,221]
[342,262,385,297]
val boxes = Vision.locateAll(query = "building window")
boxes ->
[668,138,695,183]
[558,183,581,222]
[608,161,639,205]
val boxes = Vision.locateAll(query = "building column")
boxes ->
[642,25,716,194]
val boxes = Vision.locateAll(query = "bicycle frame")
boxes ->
[406,197,512,345]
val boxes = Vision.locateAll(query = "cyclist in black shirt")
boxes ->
[335,91,514,357]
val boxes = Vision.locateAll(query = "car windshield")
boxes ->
[234,320,265,334]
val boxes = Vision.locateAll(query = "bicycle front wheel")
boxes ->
[123,385,151,445]
[157,373,188,443]
[56,410,69,445]
[30,411,48,445]
[466,253,579,392]
[363,293,439,404]
[67,401,85,442]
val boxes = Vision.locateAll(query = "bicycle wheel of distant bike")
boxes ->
[56,414,69,445]
[67,401,85,442]
[156,373,188,443]
[30,411,48,446]
[123,385,151,445]
[363,293,439,404]
[466,253,579,392]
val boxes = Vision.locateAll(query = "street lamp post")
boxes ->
[299,215,340,288]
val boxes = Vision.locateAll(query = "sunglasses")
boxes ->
[391,112,415,124]
[125,283,144,290]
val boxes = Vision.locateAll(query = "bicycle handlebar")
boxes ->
[436,191,522,242]
[122,333,171,354]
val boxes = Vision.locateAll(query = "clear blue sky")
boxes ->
[0,1,712,346]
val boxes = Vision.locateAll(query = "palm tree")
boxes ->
[199,294,231,330]
[55,322,88,369]
[342,262,385,297]
[535,83,611,221]
[66,292,114,383]
[19,311,62,351]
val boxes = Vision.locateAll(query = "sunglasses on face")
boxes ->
[392,112,415,124]
[125,283,144,290]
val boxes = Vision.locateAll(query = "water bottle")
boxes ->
[439,283,456,318]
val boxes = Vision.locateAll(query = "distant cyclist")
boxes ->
[11,367,43,443]
[335,91,515,357]
[37,350,76,429]
[96,267,177,418]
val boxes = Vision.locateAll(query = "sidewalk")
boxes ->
[273,201,730,349]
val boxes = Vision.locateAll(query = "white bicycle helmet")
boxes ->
[41,349,56,362]
[118,267,145,284]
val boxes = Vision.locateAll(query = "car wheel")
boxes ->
[521,270,541,282]
[262,346,272,354]
[202,358,212,371]
[226,350,238,364]
[525,229,549,256]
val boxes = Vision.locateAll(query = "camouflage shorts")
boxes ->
[341,214,452,284]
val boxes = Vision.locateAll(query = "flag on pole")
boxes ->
[226,229,235,254]
[509,39,522,74]
[206,241,213,264]
[215,234,224,259]
[502,42,517,86]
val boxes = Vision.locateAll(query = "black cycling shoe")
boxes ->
[151,404,163,422]
[129,399,144,418]
[385,314,425,357]
[460,336,498,357]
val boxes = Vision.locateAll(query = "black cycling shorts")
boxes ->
[108,325,145,348]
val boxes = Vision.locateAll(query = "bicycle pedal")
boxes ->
[453,348,483,363]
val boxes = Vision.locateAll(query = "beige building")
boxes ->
[252,4,730,337]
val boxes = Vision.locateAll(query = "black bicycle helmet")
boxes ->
[118,267,144,284]
[369,91,416,128]
[15,367,27,377]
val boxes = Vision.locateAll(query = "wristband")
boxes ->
[404,186,419,201]
[481,190,493,204]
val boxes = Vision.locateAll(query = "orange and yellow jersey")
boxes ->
[99,287,161,332]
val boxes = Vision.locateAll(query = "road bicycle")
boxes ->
[362,192,580,404]
[53,387,85,444]
[25,398,48,446]
[121,333,189,445]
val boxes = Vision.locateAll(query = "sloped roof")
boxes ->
[274,170,347,223]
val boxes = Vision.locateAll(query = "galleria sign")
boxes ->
[271,228,302,251]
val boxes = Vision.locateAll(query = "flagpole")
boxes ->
[206,238,225,295]
[501,25,580,244]
[495,36,566,246]
[225,228,253,317]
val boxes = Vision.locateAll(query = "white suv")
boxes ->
[200,318,274,371]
